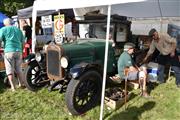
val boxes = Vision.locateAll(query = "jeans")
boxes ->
[158,64,165,83]
[157,53,180,84]
[172,66,180,85]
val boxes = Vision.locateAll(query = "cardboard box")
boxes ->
[0,61,27,71]
[105,93,131,109]
[128,82,139,89]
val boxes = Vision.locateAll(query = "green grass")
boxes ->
[0,81,100,120]
[0,77,180,120]
[103,77,180,120]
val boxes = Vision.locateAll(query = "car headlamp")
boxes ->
[61,56,68,68]
[35,52,42,62]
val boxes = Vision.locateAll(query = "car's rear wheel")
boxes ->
[24,62,49,91]
[65,70,102,115]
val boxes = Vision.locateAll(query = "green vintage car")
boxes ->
[24,15,132,115]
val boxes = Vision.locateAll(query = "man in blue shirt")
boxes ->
[0,18,25,91]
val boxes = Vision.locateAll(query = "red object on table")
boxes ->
[23,39,32,58]
[0,48,4,54]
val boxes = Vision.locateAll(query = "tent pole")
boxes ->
[32,1,37,53]
[100,4,111,120]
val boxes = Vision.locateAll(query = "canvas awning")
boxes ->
[17,6,74,19]
[72,0,180,18]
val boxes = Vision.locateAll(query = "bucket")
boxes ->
[147,62,159,82]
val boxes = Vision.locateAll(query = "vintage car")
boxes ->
[24,15,143,115]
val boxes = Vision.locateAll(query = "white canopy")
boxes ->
[73,0,180,18]
[111,0,180,18]
[32,0,143,10]
[31,0,179,119]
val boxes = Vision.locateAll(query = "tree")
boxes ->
[0,0,34,17]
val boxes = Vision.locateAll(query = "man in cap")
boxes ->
[117,42,149,97]
[143,28,180,87]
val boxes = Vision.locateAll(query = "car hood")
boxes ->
[62,39,112,58]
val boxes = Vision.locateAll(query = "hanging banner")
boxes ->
[54,14,65,44]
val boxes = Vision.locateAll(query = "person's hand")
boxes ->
[139,58,147,66]
[170,51,175,57]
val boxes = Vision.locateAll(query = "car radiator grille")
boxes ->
[47,44,63,80]
[47,50,60,76]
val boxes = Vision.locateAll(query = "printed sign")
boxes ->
[54,14,65,44]
[54,14,65,33]
[41,15,52,28]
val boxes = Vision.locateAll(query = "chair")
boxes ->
[168,66,174,81]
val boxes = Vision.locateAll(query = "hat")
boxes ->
[149,28,157,37]
[124,42,135,51]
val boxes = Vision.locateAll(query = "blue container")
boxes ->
[147,68,158,82]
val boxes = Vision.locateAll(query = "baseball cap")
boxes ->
[124,42,135,51]
[149,28,157,37]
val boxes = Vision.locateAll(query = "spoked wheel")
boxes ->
[24,62,49,91]
[65,70,102,115]
[48,80,68,93]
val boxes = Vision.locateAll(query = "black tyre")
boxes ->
[65,70,102,115]
[24,62,48,91]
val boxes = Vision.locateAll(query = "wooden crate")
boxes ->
[104,93,131,109]
[0,61,5,71]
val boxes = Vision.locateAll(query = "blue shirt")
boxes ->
[118,51,134,78]
[0,26,24,53]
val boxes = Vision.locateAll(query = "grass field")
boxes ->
[103,77,180,120]
[0,80,100,120]
[0,77,180,120]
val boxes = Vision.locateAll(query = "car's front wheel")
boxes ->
[65,70,102,115]
[24,61,49,91]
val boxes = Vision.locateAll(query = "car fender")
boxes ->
[70,62,89,79]
[24,54,35,64]
[70,62,102,79]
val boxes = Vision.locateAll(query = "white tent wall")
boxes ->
[131,17,180,35]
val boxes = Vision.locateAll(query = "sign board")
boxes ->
[41,15,52,28]
[54,14,65,44]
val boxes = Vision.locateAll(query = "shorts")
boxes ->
[127,71,138,80]
[126,70,146,80]
[4,52,22,75]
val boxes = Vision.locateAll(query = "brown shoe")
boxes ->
[110,76,122,83]
[17,85,26,89]
[141,92,152,99]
